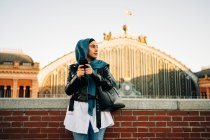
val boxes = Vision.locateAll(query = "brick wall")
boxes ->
[1,109,210,140]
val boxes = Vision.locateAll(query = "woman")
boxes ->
[64,38,115,140]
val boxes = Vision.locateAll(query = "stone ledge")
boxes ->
[178,99,210,110]
[0,98,210,110]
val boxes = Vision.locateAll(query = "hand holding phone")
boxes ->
[77,59,93,76]
[79,59,89,69]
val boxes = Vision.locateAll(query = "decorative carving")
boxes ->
[138,35,147,44]
[118,80,142,98]
[103,32,112,41]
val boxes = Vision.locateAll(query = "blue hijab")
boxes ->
[75,38,108,116]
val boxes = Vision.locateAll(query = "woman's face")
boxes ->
[88,41,98,60]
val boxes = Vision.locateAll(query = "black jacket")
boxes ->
[65,64,114,108]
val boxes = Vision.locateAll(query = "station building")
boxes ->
[0,51,39,98]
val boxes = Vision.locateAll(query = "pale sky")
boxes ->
[0,0,210,72]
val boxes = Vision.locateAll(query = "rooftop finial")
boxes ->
[123,10,133,35]
[123,24,128,35]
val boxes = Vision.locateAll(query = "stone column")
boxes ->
[206,87,210,99]
[56,72,58,95]
[32,80,38,98]
[3,86,6,97]
[52,74,55,95]
[50,74,53,94]
[13,79,18,98]
[23,87,26,98]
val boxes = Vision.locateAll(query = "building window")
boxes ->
[0,86,4,98]
[5,86,11,97]
[19,86,31,98]
[19,86,24,97]
[201,92,207,99]
[0,86,11,98]
[3,61,13,65]
[22,63,32,66]
[25,86,30,98]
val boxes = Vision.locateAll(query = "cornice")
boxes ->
[0,69,39,74]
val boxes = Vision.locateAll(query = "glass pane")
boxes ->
[19,86,24,98]
[25,86,30,98]
[5,86,11,97]
[0,86,4,98]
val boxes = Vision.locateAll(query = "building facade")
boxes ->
[38,29,199,98]
[196,67,210,99]
[0,51,39,98]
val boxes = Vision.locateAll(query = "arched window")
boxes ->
[19,86,24,97]
[5,86,11,97]
[0,86,4,97]
[25,86,30,98]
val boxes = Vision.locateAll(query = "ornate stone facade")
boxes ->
[38,53,74,97]
[0,51,39,98]
[98,36,198,98]
[198,77,210,98]
[38,32,199,98]
[196,67,210,98]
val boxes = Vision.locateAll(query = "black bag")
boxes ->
[97,86,125,111]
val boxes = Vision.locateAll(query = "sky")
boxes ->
[0,0,210,72]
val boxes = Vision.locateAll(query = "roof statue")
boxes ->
[103,32,112,41]
[138,35,147,44]
[103,25,148,44]
[123,24,128,35]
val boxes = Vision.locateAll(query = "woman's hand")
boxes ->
[84,64,93,75]
[77,64,93,79]
[77,65,85,79]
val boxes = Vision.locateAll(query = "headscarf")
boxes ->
[75,38,108,68]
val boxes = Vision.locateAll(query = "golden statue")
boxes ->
[138,35,147,44]
[103,32,112,41]
[123,24,128,35]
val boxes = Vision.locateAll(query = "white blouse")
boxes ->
[64,101,114,134]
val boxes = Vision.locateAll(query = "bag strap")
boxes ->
[96,96,101,129]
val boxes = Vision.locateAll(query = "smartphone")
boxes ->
[79,59,89,68]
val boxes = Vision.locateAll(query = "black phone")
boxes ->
[79,59,89,68]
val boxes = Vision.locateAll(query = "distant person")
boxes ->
[64,38,116,140]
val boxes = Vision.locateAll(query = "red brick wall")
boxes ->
[0,110,210,140]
